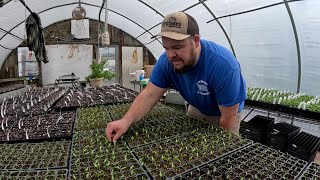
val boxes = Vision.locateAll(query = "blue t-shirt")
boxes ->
[150,39,247,116]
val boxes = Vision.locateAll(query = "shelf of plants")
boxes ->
[0,112,75,143]
[70,130,149,179]
[54,84,138,111]
[175,143,307,180]
[299,162,320,179]
[74,106,112,132]
[0,140,70,171]
[0,169,68,179]
[246,87,320,120]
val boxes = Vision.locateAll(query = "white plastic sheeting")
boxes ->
[0,0,319,95]
[290,0,320,96]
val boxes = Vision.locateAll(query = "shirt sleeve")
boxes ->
[149,55,170,88]
[214,66,247,107]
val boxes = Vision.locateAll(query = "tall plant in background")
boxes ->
[86,59,116,86]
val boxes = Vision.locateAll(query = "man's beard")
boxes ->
[172,51,197,73]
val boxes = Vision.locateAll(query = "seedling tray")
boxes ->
[0,169,68,179]
[175,143,307,180]
[0,140,70,171]
[0,112,75,143]
[287,131,320,162]
[299,162,320,179]
[266,122,300,151]
[125,116,208,148]
[240,115,274,143]
[132,126,252,179]
[70,130,150,179]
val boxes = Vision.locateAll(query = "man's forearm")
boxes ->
[218,104,240,134]
[122,91,157,124]
[122,83,166,125]
[220,115,238,133]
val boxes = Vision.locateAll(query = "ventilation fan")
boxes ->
[72,0,86,20]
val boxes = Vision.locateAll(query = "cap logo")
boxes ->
[162,17,181,29]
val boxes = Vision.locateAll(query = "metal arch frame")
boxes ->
[0,0,304,87]
[199,1,237,58]
[206,0,303,23]
[134,0,238,58]
[0,2,160,44]
[283,0,302,93]
[205,0,302,93]
[0,1,163,67]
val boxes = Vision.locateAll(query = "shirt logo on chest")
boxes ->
[196,80,210,95]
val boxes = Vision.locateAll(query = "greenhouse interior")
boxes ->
[0,0,320,179]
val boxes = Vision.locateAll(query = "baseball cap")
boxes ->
[151,12,199,40]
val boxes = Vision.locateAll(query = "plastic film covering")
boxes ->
[0,0,319,95]
[290,0,320,96]
[230,5,298,93]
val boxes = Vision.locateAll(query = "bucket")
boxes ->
[135,70,145,81]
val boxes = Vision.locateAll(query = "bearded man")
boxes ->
[106,12,247,142]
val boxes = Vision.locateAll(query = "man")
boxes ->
[106,12,246,142]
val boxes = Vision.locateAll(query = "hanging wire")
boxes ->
[0,28,23,41]
[0,44,14,50]
[98,0,106,62]
[23,0,26,40]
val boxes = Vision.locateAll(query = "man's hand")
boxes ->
[106,119,132,142]
[105,82,167,142]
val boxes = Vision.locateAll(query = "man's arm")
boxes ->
[106,82,167,142]
[218,103,240,134]
[123,82,167,124]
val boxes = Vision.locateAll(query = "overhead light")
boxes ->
[72,0,86,20]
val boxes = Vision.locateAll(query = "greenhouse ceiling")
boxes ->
[0,0,319,95]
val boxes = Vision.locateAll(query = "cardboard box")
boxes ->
[144,65,154,78]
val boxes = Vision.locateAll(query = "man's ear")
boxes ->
[194,34,200,47]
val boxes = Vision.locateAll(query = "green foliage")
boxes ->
[86,59,116,81]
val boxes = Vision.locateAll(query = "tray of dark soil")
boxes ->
[299,162,320,180]
[0,140,70,170]
[1,87,67,117]
[0,169,68,179]
[266,122,300,151]
[132,126,252,179]
[74,106,113,132]
[0,84,25,94]
[70,130,149,179]
[240,115,274,144]
[287,131,320,162]
[0,112,75,143]
[54,85,138,111]
[175,143,307,180]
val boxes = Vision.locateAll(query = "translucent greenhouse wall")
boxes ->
[0,0,319,95]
